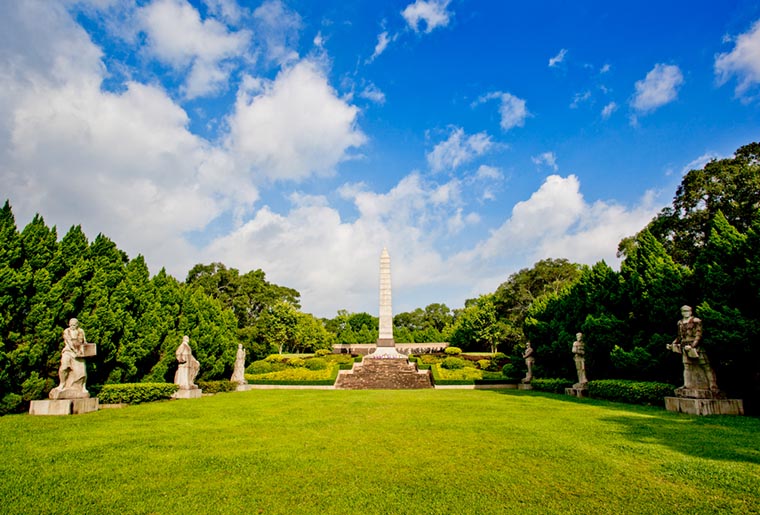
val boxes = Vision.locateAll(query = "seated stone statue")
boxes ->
[230,343,246,385]
[572,332,588,388]
[49,318,91,399]
[667,305,721,397]
[522,341,535,384]
[174,336,200,390]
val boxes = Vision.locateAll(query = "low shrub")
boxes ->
[441,357,466,370]
[420,355,442,364]
[245,364,339,385]
[287,357,306,368]
[197,380,237,394]
[304,358,328,370]
[531,378,574,394]
[588,379,676,406]
[99,383,178,404]
[265,354,288,363]
[0,393,23,415]
[445,346,462,356]
[247,360,273,375]
[477,359,492,370]
[501,363,523,381]
[314,349,331,357]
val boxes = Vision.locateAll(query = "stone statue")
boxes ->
[50,318,93,400]
[572,332,588,388]
[231,343,246,385]
[667,305,720,396]
[174,335,200,390]
[522,341,535,384]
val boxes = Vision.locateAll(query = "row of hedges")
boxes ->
[430,364,513,385]
[587,379,676,406]
[245,363,340,385]
[197,380,237,394]
[99,383,178,404]
[530,378,677,406]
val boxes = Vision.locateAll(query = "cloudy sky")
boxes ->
[1,0,759,317]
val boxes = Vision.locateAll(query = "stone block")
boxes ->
[665,397,744,416]
[30,398,100,415]
[30,400,73,415]
[172,388,202,399]
[72,398,99,414]
[518,384,533,390]
[565,387,588,398]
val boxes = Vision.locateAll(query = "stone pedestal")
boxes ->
[665,397,744,416]
[172,388,202,399]
[518,384,533,390]
[565,387,588,398]
[29,398,99,416]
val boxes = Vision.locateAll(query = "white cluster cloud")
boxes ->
[715,19,760,97]
[631,63,684,113]
[138,0,251,99]
[532,152,559,171]
[402,0,452,34]
[474,92,530,131]
[226,60,366,181]
[426,128,493,172]
[549,48,567,67]
[368,31,395,62]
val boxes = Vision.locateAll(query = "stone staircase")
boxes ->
[335,358,432,389]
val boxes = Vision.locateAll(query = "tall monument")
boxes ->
[377,247,394,347]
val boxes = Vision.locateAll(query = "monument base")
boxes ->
[29,398,99,416]
[172,388,202,399]
[49,388,90,400]
[518,384,533,390]
[665,396,744,416]
[674,387,724,399]
[376,338,395,348]
[565,387,588,398]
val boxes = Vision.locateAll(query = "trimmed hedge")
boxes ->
[588,379,676,406]
[531,378,574,394]
[99,383,178,404]
[430,364,513,385]
[245,364,340,385]
[196,380,237,394]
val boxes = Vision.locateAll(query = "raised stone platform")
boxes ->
[665,397,744,416]
[518,384,533,390]
[29,398,99,416]
[335,358,432,390]
[565,387,588,398]
[172,389,202,399]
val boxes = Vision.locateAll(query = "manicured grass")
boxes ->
[2,390,759,514]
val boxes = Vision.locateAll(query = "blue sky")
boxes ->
[1,0,759,317]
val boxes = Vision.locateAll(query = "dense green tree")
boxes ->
[647,141,760,266]
[447,294,503,353]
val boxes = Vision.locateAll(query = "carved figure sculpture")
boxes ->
[667,305,720,395]
[174,336,200,390]
[522,341,535,384]
[231,343,246,385]
[572,332,588,388]
[49,318,90,399]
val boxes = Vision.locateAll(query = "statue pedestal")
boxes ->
[665,396,744,416]
[172,388,202,400]
[565,387,588,398]
[49,388,90,400]
[518,384,533,390]
[29,398,99,416]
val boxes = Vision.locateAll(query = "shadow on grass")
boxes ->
[489,388,760,464]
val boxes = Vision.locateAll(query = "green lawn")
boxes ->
[1,390,759,515]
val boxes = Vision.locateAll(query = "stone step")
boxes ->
[335,358,432,390]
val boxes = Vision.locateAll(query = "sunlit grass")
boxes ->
[1,390,759,514]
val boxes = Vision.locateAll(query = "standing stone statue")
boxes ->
[174,335,200,390]
[667,305,720,396]
[230,343,246,385]
[572,332,588,388]
[522,341,535,384]
[49,318,95,400]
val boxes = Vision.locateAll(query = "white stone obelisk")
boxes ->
[377,247,395,347]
